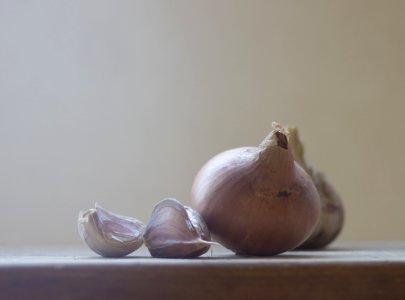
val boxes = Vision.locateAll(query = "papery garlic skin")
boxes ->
[78,204,145,257]
[144,198,214,258]
[286,126,344,249]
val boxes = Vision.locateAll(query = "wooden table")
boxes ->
[1,242,404,300]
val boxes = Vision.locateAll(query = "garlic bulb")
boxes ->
[191,122,321,256]
[143,198,214,258]
[286,126,344,249]
[78,204,145,257]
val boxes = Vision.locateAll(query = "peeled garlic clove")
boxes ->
[286,126,344,249]
[78,203,145,257]
[143,198,214,258]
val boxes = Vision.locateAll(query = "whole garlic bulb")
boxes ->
[78,204,145,257]
[191,123,321,256]
[143,198,214,258]
[286,126,344,249]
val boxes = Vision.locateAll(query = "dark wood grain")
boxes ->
[1,242,405,300]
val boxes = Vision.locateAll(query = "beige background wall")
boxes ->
[0,0,404,245]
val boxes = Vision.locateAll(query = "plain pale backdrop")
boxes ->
[0,0,404,245]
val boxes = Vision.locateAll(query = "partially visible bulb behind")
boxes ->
[286,126,344,249]
[78,204,145,257]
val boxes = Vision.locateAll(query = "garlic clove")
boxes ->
[184,206,211,242]
[143,198,214,258]
[78,203,145,257]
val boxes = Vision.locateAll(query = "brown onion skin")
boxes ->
[191,130,321,256]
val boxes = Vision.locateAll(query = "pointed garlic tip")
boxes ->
[285,126,307,169]
[259,121,289,150]
[143,198,214,258]
[78,203,145,257]
[271,121,286,133]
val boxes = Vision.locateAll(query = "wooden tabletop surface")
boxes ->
[1,241,405,300]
